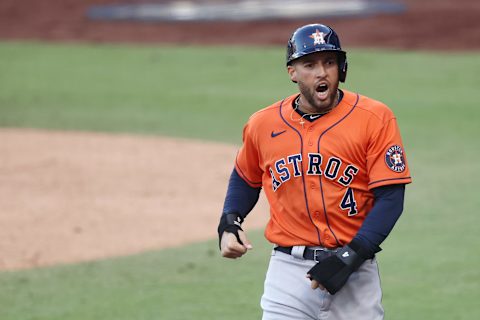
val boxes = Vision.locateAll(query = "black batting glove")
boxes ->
[307,239,375,295]
[217,213,244,248]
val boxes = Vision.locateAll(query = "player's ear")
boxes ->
[287,65,297,83]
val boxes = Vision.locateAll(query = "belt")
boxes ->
[274,246,338,263]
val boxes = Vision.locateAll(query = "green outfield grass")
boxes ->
[0,42,293,143]
[0,232,271,320]
[0,42,479,319]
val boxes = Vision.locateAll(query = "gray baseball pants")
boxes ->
[261,247,384,320]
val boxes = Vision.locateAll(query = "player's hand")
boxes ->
[306,241,372,294]
[220,230,252,259]
[306,274,326,290]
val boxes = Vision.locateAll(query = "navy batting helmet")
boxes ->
[286,24,348,82]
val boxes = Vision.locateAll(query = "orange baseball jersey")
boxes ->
[235,90,412,248]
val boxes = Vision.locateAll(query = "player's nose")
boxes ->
[314,64,327,78]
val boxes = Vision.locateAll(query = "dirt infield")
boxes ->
[0,0,478,270]
[0,129,269,270]
[0,0,479,50]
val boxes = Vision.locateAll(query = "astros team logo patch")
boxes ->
[309,29,326,45]
[385,145,406,173]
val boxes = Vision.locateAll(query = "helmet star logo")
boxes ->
[309,29,326,45]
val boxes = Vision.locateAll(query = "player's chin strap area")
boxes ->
[307,239,377,295]
[217,212,244,249]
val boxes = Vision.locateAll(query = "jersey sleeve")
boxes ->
[234,121,263,188]
[366,117,412,189]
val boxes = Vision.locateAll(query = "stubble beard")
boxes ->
[298,81,339,114]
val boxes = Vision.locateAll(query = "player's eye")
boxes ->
[326,59,336,65]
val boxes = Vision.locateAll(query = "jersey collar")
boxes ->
[281,90,358,130]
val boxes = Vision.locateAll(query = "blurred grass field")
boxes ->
[0,41,479,319]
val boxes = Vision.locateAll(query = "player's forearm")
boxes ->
[353,184,406,255]
[222,168,261,218]
[217,168,261,245]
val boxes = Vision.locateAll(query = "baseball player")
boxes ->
[217,23,412,319]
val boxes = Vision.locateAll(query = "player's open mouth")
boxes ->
[315,83,329,99]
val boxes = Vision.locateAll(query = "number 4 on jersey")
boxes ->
[340,187,358,216]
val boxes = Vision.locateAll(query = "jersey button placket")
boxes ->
[304,123,324,238]
[323,229,331,241]
[312,211,322,227]
[306,124,315,147]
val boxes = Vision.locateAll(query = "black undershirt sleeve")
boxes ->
[353,184,406,255]
[221,168,261,219]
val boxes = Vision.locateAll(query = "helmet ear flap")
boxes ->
[339,57,348,83]
[336,51,347,83]
[286,40,295,65]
